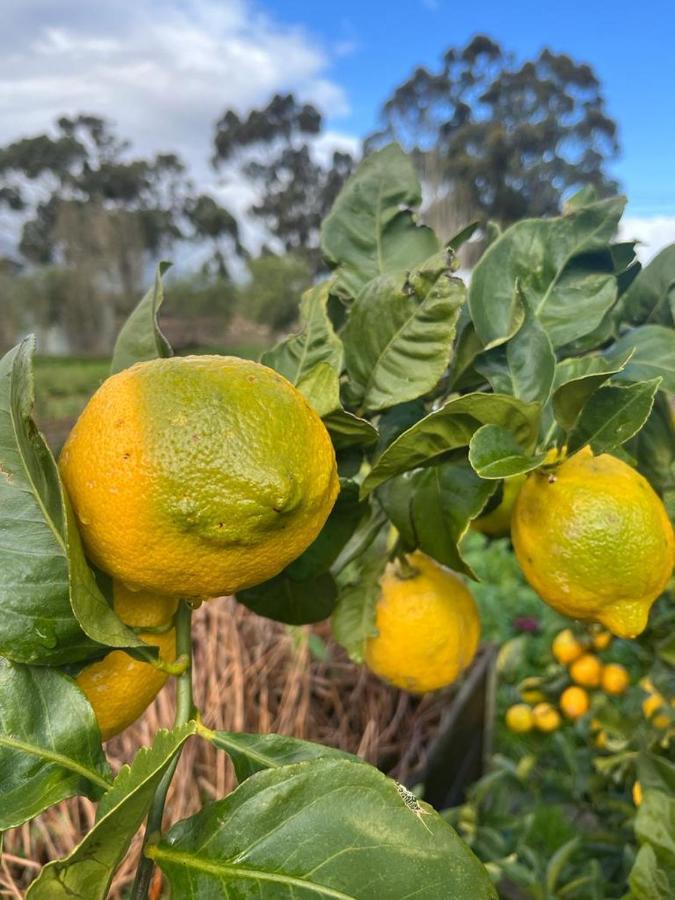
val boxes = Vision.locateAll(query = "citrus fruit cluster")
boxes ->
[60,356,339,739]
[365,551,480,694]
[505,626,631,734]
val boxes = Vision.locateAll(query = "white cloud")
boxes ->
[620,216,675,263]
[0,0,352,182]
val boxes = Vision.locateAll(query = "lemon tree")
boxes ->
[0,143,673,898]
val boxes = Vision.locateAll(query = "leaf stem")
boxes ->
[130,599,193,900]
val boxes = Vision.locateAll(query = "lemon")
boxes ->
[532,703,561,732]
[570,653,603,688]
[601,663,630,695]
[76,582,178,740]
[551,628,584,665]
[505,704,534,733]
[60,356,339,598]
[642,691,670,729]
[560,685,590,719]
[472,475,525,537]
[590,629,612,651]
[512,447,673,638]
[364,551,480,694]
[632,781,643,807]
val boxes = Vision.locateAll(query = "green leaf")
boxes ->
[343,255,464,412]
[26,723,197,900]
[331,536,387,663]
[469,197,625,349]
[237,571,337,625]
[0,339,140,664]
[324,408,379,449]
[321,143,440,300]
[447,221,480,252]
[150,758,497,899]
[552,350,634,431]
[361,393,540,497]
[261,281,344,384]
[296,362,378,448]
[0,659,112,829]
[618,243,675,327]
[545,837,580,894]
[637,753,675,796]
[628,844,673,900]
[208,731,359,782]
[635,791,675,866]
[381,460,496,578]
[609,325,675,393]
[110,262,172,375]
[624,391,674,495]
[567,378,661,455]
[469,424,546,479]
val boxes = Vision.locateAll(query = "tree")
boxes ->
[212,94,355,273]
[367,36,619,234]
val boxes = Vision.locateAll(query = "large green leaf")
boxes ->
[618,243,675,327]
[628,844,673,900]
[469,197,625,349]
[295,362,378,448]
[0,659,112,829]
[261,281,344,383]
[342,255,464,413]
[552,350,634,431]
[0,339,140,664]
[567,378,661,455]
[381,460,496,579]
[635,791,675,867]
[468,424,546,479]
[626,392,675,495]
[361,393,540,497]
[208,731,359,782]
[26,723,197,900]
[110,262,172,374]
[609,325,675,393]
[150,758,497,899]
[321,143,440,300]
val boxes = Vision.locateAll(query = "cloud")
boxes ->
[0,0,352,181]
[620,216,675,263]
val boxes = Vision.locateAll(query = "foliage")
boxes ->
[367,36,619,233]
[0,142,673,898]
[238,251,313,331]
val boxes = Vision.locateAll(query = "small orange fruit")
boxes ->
[551,629,584,665]
[505,704,534,733]
[532,702,561,732]
[632,781,643,806]
[591,630,612,651]
[601,663,630,695]
[570,653,603,688]
[560,685,590,719]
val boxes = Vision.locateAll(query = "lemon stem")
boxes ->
[131,599,193,900]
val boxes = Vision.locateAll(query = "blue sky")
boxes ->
[2,0,674,258]
[266,0,675,217]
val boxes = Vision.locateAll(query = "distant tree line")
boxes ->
[0,36,619,354]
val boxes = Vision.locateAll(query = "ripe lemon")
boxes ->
[532,703,561,732]
[601,663,630,695]
[560,685,590,719]
[472,475,525,537]
[570,653,603,688]
[60,356,339,598]
[551,628,584,665]
[364,551,480,694]
[512,447,673,639]
[642,691,670,729]
[632,781,642,807]
[76,582,178,740]
[505,704,534,733]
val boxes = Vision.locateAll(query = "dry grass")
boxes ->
[2,598,451,898]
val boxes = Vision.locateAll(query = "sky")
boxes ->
[2,0,675,258]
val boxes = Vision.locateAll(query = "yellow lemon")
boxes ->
[76,582,178,740]
[632,781,643,807]
[560,685,590,719]
[570,653,603,688]
[532,703,561,732]
[601,663,630,695]
[472,475,525,537]
[364,552,480,693]
[60,356,339,598]
[642,692,670,729]
[595,730,608,749]
[505,704,534,733]
[512,447,673,638]
[551,628,585,665]
[590,629,612,651]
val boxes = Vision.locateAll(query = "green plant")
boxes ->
[1,143,673,898]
